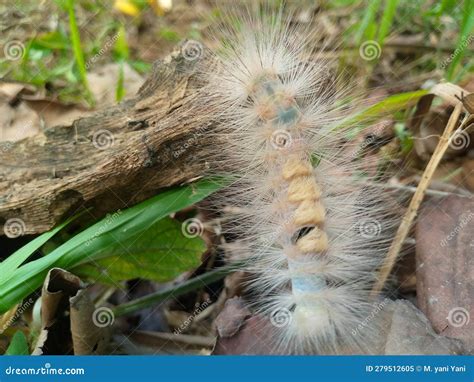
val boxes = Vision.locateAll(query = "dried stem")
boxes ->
[372,102,464,294]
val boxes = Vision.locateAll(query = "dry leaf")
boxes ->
[416,195,474,353]
[32,268,110,355]
[87,63,144,108]
[70,289,110,355]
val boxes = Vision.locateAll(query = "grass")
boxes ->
[353,0,381,43]
[1,0,471,106]
[66,0,94,105]
[0,0,473,351]
[0,1,149,104]
[377,0,399,45]
[445,0,474,80]
[0,179,225,314]
[114,24,129,101]
[113,263,239,317]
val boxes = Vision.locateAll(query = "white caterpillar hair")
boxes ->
[196,3,402,354]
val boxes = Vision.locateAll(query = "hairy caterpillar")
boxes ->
[196,5,401,354]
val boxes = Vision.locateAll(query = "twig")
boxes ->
[372,103,463,294]
[130,331,215,348]
[362,180,471,198]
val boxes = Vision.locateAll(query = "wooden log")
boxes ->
[0,46,214,235]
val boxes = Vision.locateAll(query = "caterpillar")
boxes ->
[196,4,401,354]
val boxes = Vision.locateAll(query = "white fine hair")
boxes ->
[196,3,402,354]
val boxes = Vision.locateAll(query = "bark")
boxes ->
[0,47,214,235]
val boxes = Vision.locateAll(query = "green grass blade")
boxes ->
[66,0,93,105]
[5,331,29,355]
[377,0,399,46]
[113,263,239,317]
[445,0,474,80]
[335,89,428,132]
[438,0,457,15]
[0,214,80,286]
[116,61,125,102]
[113,24,129,61]
[114,25,129,102]
[354,0,381,43]
[0,179,225,314]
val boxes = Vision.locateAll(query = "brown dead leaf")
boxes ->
[212,298,465,355]
[0,81,36,101]
[383,300,464,354]
[119,331,214,355]
[70,289,110,355]
[0,304,19,335]
[33,268,84,355]
[411,83,473,160]
[214,297,250,338]
[87,63,144,108]
[0,92,40,142]
[430,83,466,107]
[32,268,110,355]
[22,98,91,129]
[462,159,474,191]
[416,195,474,352]
[213,314,280,355]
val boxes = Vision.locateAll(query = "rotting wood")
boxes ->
[0,46,215,235]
